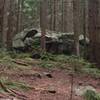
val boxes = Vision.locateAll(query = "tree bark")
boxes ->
[2,0,10,48]
[40,0,48,51]
[16,0,23,33]
[88,0,100,65]
[73,0,80,56]
[7,0,17,48]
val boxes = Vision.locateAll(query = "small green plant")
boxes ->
[0,50,10,58]
[40,52,55,61]
[0,78,31,93]
[10,52,31,59]
[84,90,100,100]
[39,60,54,68]
[5,81,31,91]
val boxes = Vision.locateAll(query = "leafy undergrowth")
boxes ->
[0,51,100,78]
[0,51,99,100]
[0,51,100,92]
[84,90,100,100]
[39,53,100,78]
[0,78,31,93]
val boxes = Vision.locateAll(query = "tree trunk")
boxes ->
[73,0,80,56]
[88,0,100,65]
[16,0,23,33]
[2,0,10,48]
[64,0,73,33]
[0,0,5,46]
[7,0,17,49]
[40,0,48,51]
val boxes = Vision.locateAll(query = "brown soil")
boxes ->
[0,61,100,100]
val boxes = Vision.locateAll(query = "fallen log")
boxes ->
[12,60,29,66]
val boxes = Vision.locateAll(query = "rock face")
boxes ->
[74,85,96,96]
[45,33,89,54]
[12,29,89,54]
[33,32,75,54]
[12,28,38,52]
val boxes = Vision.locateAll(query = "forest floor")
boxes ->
[0,55,100,100]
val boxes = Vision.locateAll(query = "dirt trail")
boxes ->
[0,66,100,100]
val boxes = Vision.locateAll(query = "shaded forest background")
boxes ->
[0,0,100,65]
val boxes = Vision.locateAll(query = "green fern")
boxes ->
[84,90,100,100]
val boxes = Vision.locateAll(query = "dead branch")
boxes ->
[12,60,29,66]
